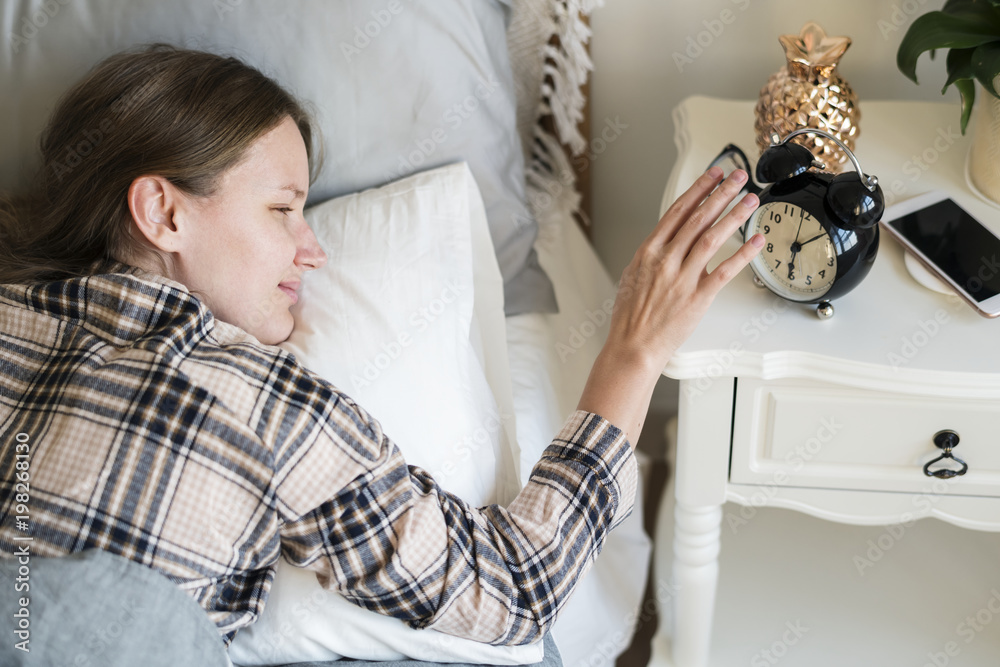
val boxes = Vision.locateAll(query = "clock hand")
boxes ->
[788,212,805,280]
[793,211,805,244]
[798,232,827,247]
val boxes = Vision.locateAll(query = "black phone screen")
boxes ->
[886,198,1000,301]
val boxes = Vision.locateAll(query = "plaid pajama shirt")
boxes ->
[0,263,636,646]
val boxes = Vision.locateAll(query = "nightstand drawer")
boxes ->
[730,378,1000,497]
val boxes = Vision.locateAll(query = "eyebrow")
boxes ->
[269,185,307,200]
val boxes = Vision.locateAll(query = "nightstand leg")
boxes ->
[671,501,722,667]
[648,377,732,667]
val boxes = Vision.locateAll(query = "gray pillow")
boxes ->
[0,0,556,315]
[0,549,229,667]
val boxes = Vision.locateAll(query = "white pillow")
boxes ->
[228,162,539,666]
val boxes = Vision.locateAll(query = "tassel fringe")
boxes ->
[508,0,603,236]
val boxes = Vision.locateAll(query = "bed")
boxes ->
[0,2,651,666]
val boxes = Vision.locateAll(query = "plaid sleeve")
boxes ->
[273,361,637,647]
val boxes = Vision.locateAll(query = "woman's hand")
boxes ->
[606,167,763,372]
[576,167,762,446]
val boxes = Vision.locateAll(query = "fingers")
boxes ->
[684,191,759,270]
[668,169,750,255]
[702,233,765,297]
[646,167,726,247]
[634,168,760,309]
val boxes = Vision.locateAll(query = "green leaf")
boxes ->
[943,0,1000,19]
[972,41,1000,97]
[944,0,1000,34]
[955,78,976,134]
[943,47,976,93]
[897,12,1000,84]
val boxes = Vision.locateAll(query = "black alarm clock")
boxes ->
[710,129,884,319]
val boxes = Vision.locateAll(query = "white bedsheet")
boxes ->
[506,207,651,667]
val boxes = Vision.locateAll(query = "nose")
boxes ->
[296,218,328,271]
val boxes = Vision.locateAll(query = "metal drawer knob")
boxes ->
[923,429,968,479]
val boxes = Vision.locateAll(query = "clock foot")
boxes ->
[752,274,766,288]
[816,301,834,319]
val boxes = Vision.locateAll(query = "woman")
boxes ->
[0,45,762,647]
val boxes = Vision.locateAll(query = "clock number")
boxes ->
[819,270,826,279]
[789,270,795,280]
[769,211,782,223]
[806,275,812,285]
[764,225,771,234]
[784,204,789,215]
[774,259,782,269]
[766,243,773,253]
[827,257,834,267]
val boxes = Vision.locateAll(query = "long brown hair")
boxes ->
[0,43,320,284]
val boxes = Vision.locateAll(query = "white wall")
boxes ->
[587,0,952,418]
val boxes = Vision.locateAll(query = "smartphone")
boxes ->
[880,191,1000,318]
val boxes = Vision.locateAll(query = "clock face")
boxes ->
[746,201,838,301]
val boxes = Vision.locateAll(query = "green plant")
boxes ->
[897,0,1000,134]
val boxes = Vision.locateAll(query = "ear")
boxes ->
[127,175,182,253]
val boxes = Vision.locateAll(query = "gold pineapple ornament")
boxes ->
[754,22,859,171]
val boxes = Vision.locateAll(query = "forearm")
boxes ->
[576,345,662,448]
[281,410,637,646]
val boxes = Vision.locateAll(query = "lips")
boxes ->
[278,281,300,304]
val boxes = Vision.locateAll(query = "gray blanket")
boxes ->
[0,549,561,667]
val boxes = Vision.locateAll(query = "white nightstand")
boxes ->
[649,96,1000,667]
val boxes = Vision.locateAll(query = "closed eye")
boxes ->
[273,207,293,215]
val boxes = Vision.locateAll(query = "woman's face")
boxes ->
[171,116,327,345]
